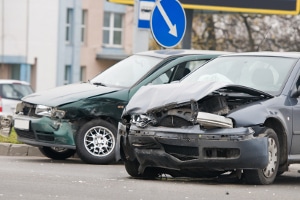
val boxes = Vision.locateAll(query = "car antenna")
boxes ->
[256,25,273,51]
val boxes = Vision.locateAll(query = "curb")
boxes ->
[0,143,44,157]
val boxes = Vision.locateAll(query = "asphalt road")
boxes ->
[0,156,300,200]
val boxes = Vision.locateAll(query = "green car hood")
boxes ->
[22,82,122,107]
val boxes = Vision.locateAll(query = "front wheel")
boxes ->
[39,146,76,160]
[244,128,279,185]
[75,119,117,164]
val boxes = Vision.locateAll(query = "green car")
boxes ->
[13,49,228,164]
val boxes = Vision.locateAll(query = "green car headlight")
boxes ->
[35,105,52,117]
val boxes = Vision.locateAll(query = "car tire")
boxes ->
[75,119,117,164]
[243,128,279,185]
[39,146,76,160]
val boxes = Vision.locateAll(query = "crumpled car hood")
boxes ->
[123,81,273,115]
[22,82,121,107]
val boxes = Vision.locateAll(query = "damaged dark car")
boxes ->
[118,52,300,185]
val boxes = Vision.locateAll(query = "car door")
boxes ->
[128,54,219,99]
[291,75,300,154]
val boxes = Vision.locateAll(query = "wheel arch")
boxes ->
[264,117,288,170]
[75,115,119,134]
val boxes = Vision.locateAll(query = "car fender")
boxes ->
[228,101,291,132]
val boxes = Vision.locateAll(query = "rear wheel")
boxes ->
[244,128,279,185]
[39,147,76,160]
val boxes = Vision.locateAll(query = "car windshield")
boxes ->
[0,83,33,100]
[90,55,162,88]
[182,56,298,95]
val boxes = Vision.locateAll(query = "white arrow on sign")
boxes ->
[156,0,177,37]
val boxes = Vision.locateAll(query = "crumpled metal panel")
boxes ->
[123,81,273,116]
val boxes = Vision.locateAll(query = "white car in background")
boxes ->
[0,79,33,137]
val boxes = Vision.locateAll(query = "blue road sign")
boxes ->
[150,0,186,48]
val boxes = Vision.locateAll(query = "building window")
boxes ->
[81,10,87,44]
[103,12,123,47]
[11,64,21,80]
[80,66,86,82]
[64,65,71,85]
[66,8,73,44]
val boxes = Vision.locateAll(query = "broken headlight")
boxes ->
[35,105,65,119]
[52,109,66,119]
[35,105,52,117]
[131,114,156,128]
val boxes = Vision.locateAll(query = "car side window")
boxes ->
[150,63,186,85]
[172,60,209,82]
[151,68,174,85]
[150,60,208,85]
[2,85,15,98]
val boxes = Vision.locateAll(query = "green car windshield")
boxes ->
[182,56,297,96]
[90,55,162,88]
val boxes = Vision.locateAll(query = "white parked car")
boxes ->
[0,79,33,137]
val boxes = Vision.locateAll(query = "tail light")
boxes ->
[0,96,2,112]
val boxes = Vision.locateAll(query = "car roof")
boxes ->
[135,49,232,59]
[0,79,31,85]
[220,51,300,59]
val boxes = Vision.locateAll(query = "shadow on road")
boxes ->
[127,170,300,185]
[16,156,124,165]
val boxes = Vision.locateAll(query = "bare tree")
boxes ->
[192,13,300,52]
[192,13,218,50]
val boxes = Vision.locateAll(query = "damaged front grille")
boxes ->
[203,148,240,159]
[140,96,233,129]
[16,129,35,139]
[16,129,55,142]
[159,115,193,127]
[199,95,229,115]
[37,134,54,141]
[152,107,196,127]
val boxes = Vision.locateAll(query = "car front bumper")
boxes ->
[118,122,269,173]
[13,115,76,149]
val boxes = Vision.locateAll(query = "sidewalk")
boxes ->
[0,143,43,157]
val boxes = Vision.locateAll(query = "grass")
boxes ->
[0,128,22,144]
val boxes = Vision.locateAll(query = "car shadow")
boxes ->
[128,171,300,185]
[17,156,124,165]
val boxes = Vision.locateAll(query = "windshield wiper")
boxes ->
[92,82,107,87]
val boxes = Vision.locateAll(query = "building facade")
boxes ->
[0,0,134,91]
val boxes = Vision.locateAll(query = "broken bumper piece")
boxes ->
[0,115,13,137]
[120,124,269,173]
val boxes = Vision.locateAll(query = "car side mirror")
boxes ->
[291,85,300,98]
